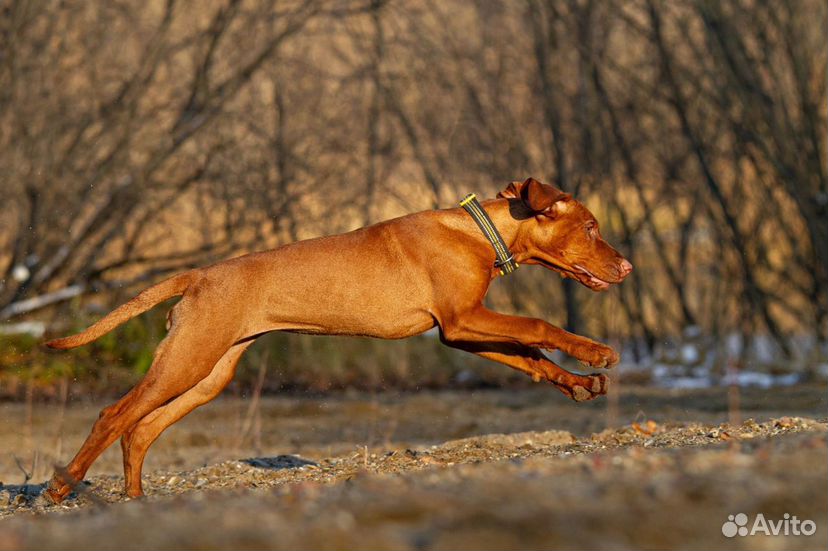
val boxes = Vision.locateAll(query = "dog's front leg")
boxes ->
[441,339,608,401]
[439,306,619,369]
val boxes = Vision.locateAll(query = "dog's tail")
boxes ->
[45,271,196,350]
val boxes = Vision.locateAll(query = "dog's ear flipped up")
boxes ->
[497,177,569,213]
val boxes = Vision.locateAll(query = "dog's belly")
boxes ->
[264,309,436,340]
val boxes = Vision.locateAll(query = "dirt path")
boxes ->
[0,416,826,550]
[1,384,825,484]
[0,385,825,549]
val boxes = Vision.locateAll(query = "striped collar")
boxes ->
[459,193,519,276]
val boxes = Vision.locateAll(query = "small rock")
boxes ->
[774,417,796,429]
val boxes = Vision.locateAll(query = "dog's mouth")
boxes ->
[571,264,611,291]
[535,257,613,291]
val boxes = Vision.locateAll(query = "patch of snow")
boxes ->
[751,335,778,364]
[680,344,699,365]
[663,377,710,390]
[652,364,670,379]
[720,370,801,389]
[772,373,801,386]
[11,265,29,282]
[723,371,775,389]
[725,333,743,356]
[0,321,46,338]
[691,365,710,378]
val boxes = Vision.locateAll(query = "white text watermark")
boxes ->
[722,513,817,538]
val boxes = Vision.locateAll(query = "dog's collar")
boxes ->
[459,193,519,276]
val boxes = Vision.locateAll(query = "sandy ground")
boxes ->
[0,384,825,549]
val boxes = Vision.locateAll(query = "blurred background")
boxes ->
[0,0,826,397]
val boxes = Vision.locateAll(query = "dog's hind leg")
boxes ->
[120,340,253,498]
[45,309,239,503]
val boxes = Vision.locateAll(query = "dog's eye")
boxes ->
[584,222,600,239]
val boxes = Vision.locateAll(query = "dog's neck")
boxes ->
[457,199,529,277]
[478,199,521,247]
[474,199,567,274]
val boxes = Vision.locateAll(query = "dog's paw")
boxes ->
[568,374,609,402]
[43,481,70,504]
[44,470,81,504]
[576,343,619,369]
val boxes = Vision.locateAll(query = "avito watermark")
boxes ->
[722,513,817,538]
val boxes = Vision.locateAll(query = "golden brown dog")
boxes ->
[44,177,631,501]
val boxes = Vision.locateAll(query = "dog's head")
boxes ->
[499,177,632,291]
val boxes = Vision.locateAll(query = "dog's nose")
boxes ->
[618,259,633,277]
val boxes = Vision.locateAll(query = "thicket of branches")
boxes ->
[1,0,825,359]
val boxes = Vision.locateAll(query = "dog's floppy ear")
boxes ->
[497,177,569,213]
[497,181,524,200]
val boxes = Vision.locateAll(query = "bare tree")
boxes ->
[0,0,824,361]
